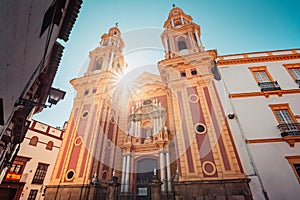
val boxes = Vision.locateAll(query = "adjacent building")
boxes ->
[45,7,253,200]
[215,49,300,200]
[0,0,83,181]
[0,120,64,200]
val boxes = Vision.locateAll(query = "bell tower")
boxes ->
[45,26,126,199]
[86,26,125,74]
[158,7,252,199]
[161,6,204,60]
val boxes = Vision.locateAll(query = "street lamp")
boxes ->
[16,87,66,108]
[47,87,66,107]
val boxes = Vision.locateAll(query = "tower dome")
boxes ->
[161,6,204,59]
[163,7,193,29]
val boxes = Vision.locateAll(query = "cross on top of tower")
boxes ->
[172,4,175,8]
[115,22,119,27]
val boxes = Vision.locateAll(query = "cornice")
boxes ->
[246,136,300,147]
[229,89,300,98]
[217,49,300,66]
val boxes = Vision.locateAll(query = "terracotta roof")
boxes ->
[58,0,83,42]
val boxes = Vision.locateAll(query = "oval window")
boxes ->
[82,111,89,118]
[66,170,75,180]
[194,123,206,134]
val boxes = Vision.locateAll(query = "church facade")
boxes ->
[44,7,300,200]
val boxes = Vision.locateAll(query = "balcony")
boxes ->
[258,81,281,92]
[277,123,300,137]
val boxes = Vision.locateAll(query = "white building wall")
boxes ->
[216,53,300,200]
[0,1,65,127]
[17,121,63,200]
[219,59,300,94]
[249,143,300,200]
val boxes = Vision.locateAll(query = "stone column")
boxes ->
[107,176,120,200]
[164,38,169,53]
[131,120,134,136]
[180,15,184,25]
[166,152,172,192]
[171,19,174,27]
[194,30,203,48]
[121,155,127,192]
[159,151,166,192]
[109,51,114,68]
[135,121,138,137]
[159,116,162,133]
[137,121,141,137]
[124,154,131,192]
[156,118,159,133]
[150,169,162,200]
[153,118,157,135]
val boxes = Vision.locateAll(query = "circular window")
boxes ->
[106,140,112,149]
[189,94,199,103]
[194,123,206,134]
[82,111,89,118]
[74,137,82,146]
[202,161,216,176]
[66,169,75,180]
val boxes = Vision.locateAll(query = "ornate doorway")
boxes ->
[136,158,158,199]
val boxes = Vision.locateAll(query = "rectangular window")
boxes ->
[190,68,197,76]
[32,163,49,184]
[253,71,270,83]
[283,63,300,87]
[269,104,300,137]
[275,109,295,124]
[40,0,67,37]
[180,71,186,78]
[28,189,38,200]
[5,156,30,181]
[10,163,23,174]
[290,68,300,80]
[286,156,300,183]
[249,66,281,91]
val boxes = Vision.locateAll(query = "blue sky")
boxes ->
[34,0,300,127]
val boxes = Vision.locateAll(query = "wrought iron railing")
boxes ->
[296,79,300,88]
[277,123,300,137]
[258,81,281,92]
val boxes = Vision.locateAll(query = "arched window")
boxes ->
[46,141,54,150]
[95,57,103,71]
[29,136,38,146]
[102,171,107,180]
[178,40,187,51]
[102,40,108,46]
